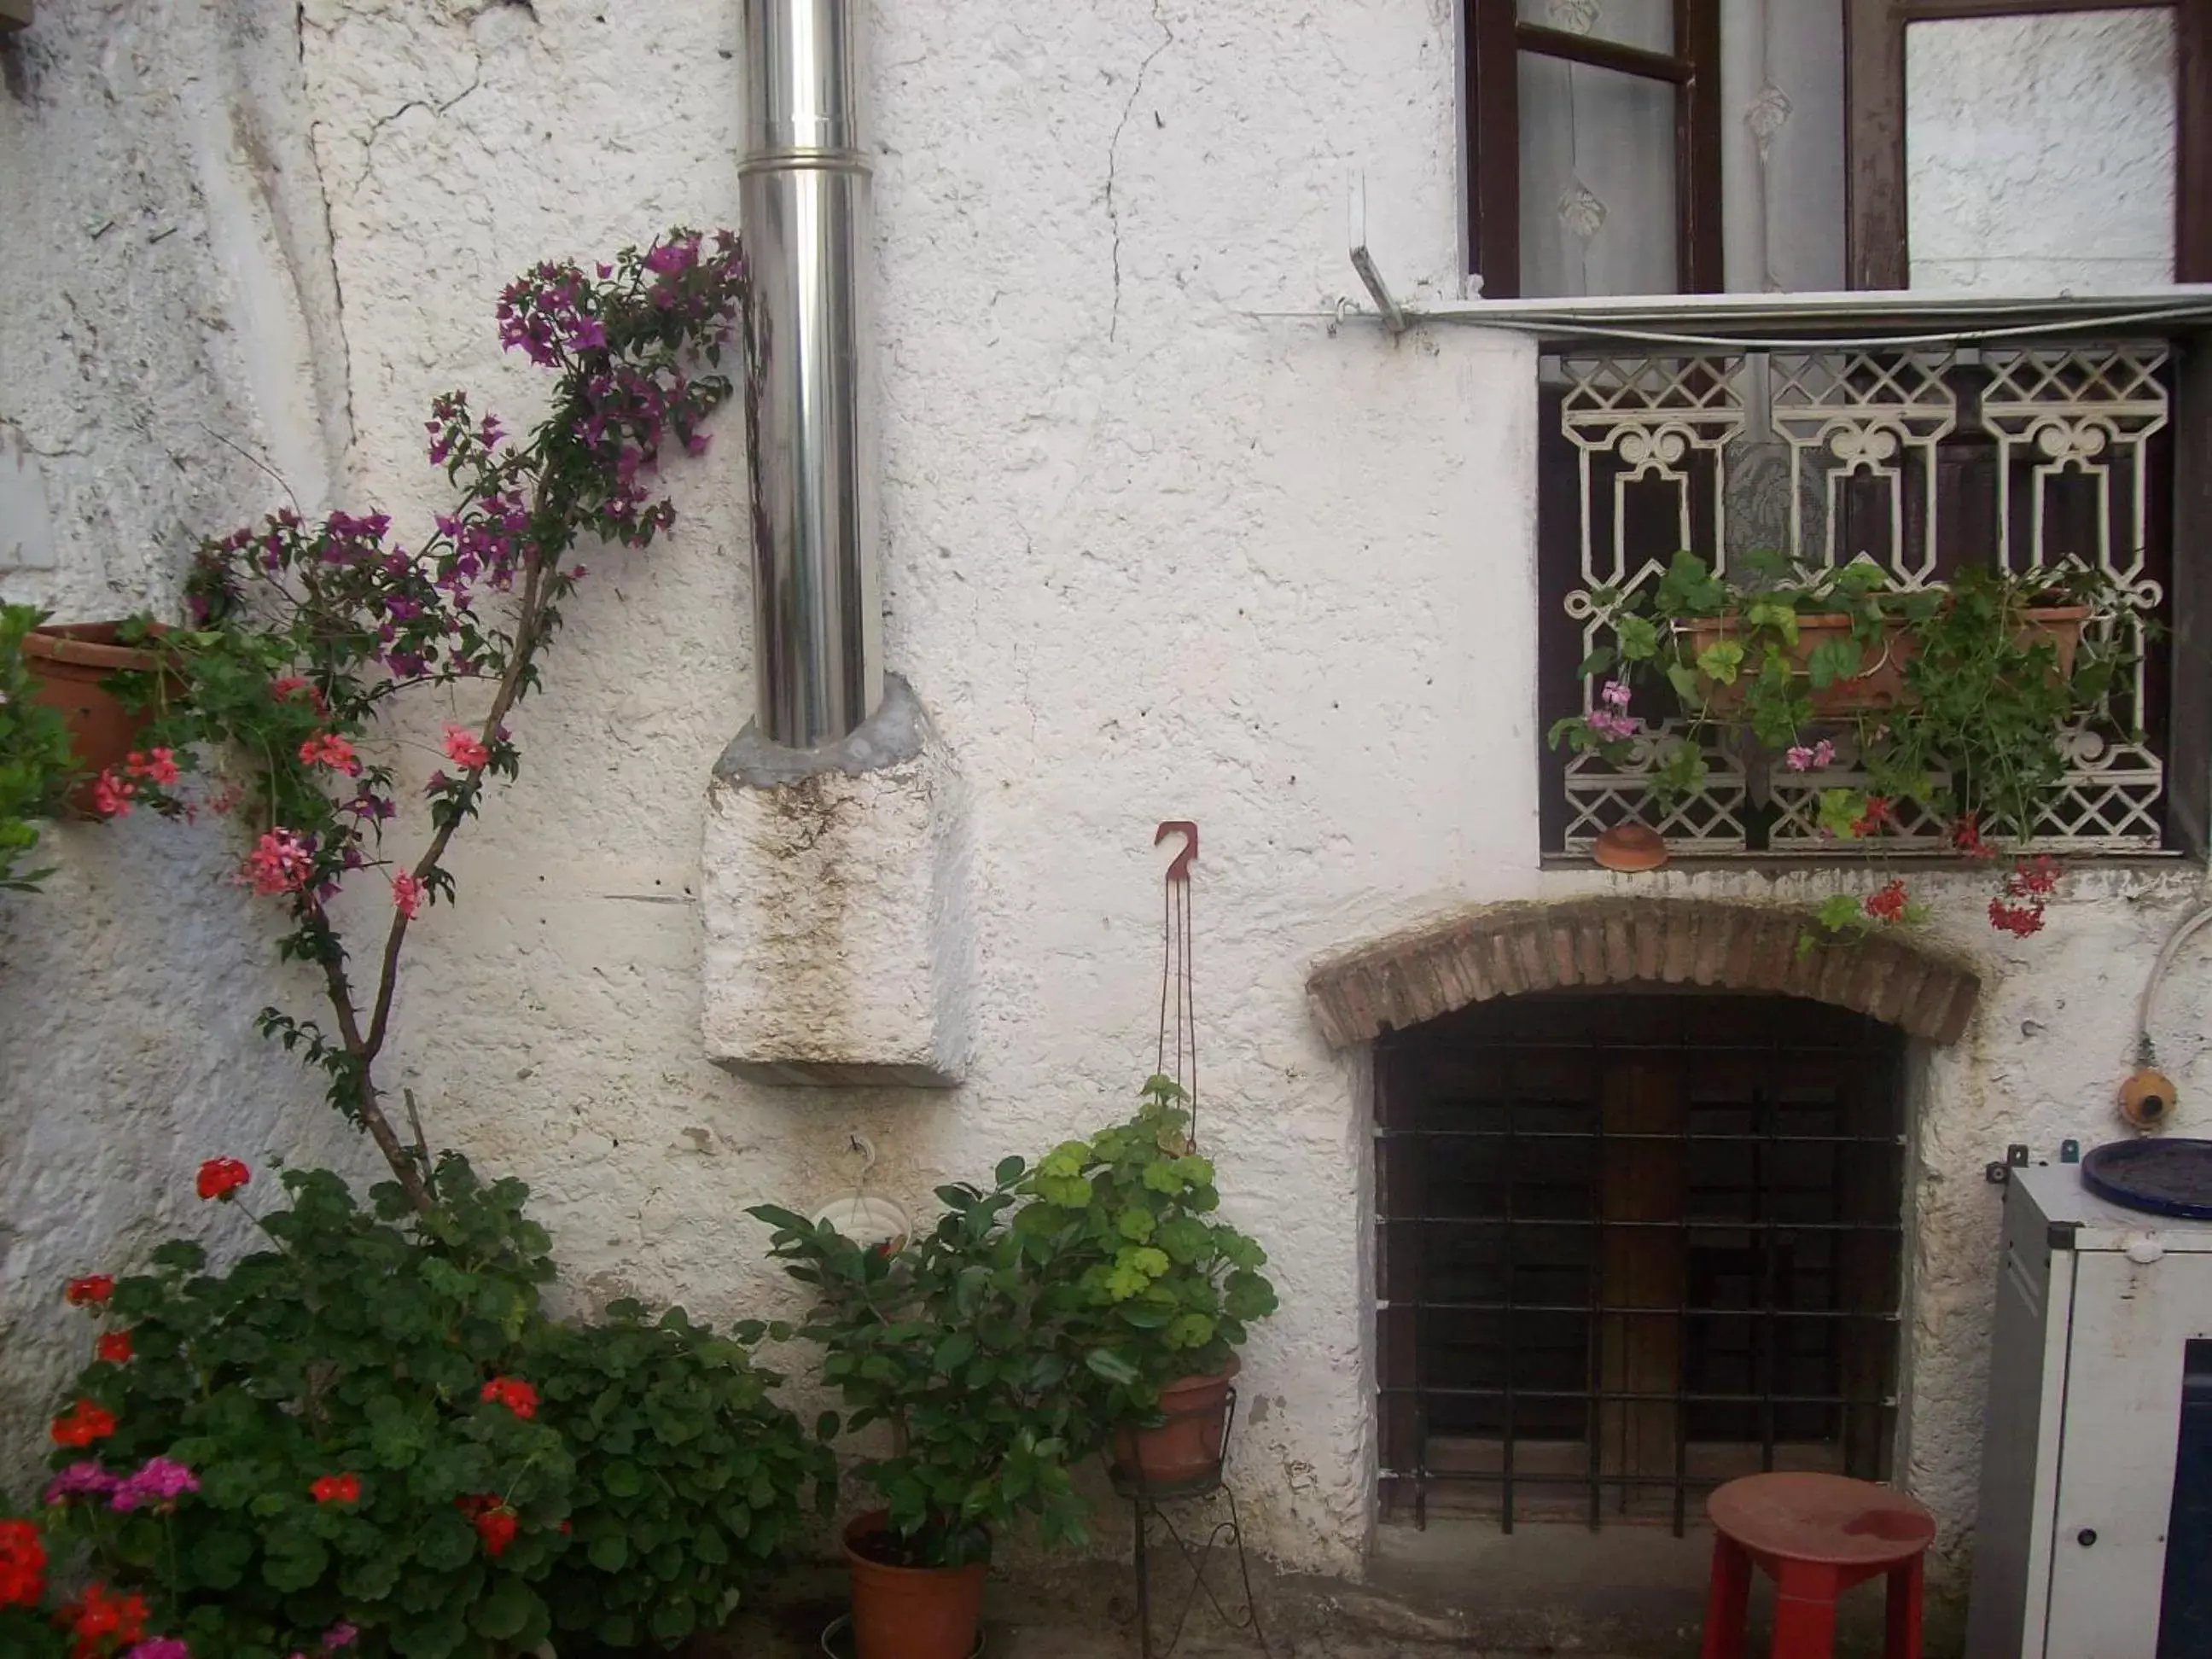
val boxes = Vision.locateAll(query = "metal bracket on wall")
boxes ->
[1346,175,1406,336]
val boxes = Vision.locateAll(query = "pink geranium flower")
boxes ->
[442,726,491,770]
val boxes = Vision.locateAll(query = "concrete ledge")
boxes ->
[1306,898,1981,1048]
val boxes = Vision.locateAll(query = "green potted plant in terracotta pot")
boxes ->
[1550,550,2129,943]
[16,614,177,818]
[1021,1075,1278,1488]
[752,1168,1094,1659]
[0,603,80,890]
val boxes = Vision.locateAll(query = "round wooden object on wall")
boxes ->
[1592,823,1669,873]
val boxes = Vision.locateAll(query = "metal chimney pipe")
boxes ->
[739,0,882,748]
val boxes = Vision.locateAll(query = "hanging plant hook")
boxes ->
[1155,820,1198,883]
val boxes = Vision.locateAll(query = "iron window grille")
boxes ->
[1377,992,1905,1534]
[1534,337,2181,856]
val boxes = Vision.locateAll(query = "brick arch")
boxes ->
[1305,898,1982,1048]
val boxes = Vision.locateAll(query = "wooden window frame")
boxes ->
[1469,0,2212,294]
[1464,0,1725,300]
[1845,0,2212,288]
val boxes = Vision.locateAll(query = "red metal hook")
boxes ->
[1155,821,1198,883]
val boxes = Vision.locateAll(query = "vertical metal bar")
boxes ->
[1587,1086,1604,1533]
[1501,1085,1517,1534]
[1673,1129,1691,1538]
[1758,1080,1778,1475]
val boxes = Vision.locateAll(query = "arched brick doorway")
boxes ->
[1307,902,1978,1534]
[1307,899,1981,1051]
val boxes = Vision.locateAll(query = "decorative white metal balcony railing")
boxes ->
[1540,340,2173,857]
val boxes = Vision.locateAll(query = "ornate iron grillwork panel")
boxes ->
[1538,341,2174,856]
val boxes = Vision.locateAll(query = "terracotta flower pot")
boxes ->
[1114,1357,1239,1487]
[20,622,173,816]
[1679,606,2087,717]
[843,1511,987,1659]
[1592,822,1668,872]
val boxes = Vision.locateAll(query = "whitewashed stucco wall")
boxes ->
[0,0,371,1484]
[3,0,2210,1598]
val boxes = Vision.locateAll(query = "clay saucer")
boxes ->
[1592,823,1669,873]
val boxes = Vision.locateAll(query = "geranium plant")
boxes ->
[1016,1075,1277,1421]
[752,1170,1100,1569]
[43,1157,572,1659]
[42,1155,825,1658]
[0,603,78,893]
[96,228,752,1206]
[1550,549,2131,944]
[0,1503,196,1659]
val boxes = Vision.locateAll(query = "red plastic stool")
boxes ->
[1698,1472,1936,1659]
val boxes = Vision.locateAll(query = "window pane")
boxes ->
[1906,9,2177,293]
[1517,53,1679,298]
[1719,0,1843,293]
[1516,0,1670,54]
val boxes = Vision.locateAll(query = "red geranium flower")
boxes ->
[195,1158,251,1201]
[65,1276,114,1307]
[62,1583,147,1656]
[1863,879,1910,924]
[1848,795,1893,838]
[456,1494,518,1557]
[96,1330,132,1365]
[311,1473,361,1505]
[480,1377,538,1420]
[50,1400,117,1449]
[0,1519,44,1610]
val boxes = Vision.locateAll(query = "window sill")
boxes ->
[1538,851,2192,876]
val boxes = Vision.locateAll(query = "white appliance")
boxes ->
[1966,1160,2212,1659]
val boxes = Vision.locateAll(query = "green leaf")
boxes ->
[1744,598,1799,643]
[469,1575,538,1640]
[588,1532,630,1572]
[1695,641,1745,685]
[1083,1347,1143,1386]
[262,1533,329,1593]
[1806,636,1861,690]
[1816,789,1867,840]
[934,1330,976,1374]
[1615,613,1659,661]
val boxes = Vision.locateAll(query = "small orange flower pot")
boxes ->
[842,1511,987,1659]
[20,622,174,816]
[1113,1358,1240,1487]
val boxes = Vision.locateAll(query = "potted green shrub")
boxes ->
[0,604,79,890]
[16,617,177,818]
[752,1171,1094,1659]
[1550,550,2128,942]
[1021,1076,1278,1487]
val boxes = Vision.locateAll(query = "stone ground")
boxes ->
[696,1521,1953,1658]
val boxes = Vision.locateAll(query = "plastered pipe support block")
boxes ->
[700,673,972,1086]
